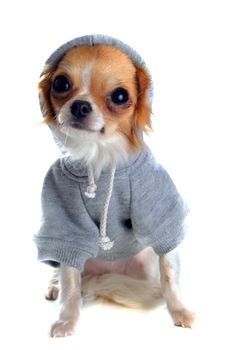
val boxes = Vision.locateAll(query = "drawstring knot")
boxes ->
[84,164,116,251]
[98,236,114,251]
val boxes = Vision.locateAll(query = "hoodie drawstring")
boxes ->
[84,164,116,251]
[85,165,97,198]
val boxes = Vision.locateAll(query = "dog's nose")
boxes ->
[70,100,93,120]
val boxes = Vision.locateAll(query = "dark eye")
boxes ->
[111,88,129,105]
[52,75,71,94]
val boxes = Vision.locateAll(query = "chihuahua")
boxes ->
[35,35,195,337]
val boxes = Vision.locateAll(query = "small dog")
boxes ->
[35,35,195,337]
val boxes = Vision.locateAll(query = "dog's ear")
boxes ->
[132,66,152,146]
[38,68,56,124]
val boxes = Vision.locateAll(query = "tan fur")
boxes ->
[132,65,153,146]
[39,45,195,336]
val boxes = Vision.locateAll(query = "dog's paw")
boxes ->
[49,320,76,337]
[45,286,59,301]
[171,308,196,328]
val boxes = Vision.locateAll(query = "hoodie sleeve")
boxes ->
[34,159,99,271]
[130,149,189,255]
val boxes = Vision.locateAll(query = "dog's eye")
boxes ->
[52,75,71,93]
[111,88,129,105]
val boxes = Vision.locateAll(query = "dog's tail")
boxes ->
[81,274,163,309]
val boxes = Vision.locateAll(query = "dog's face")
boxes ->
[39,45,152,150]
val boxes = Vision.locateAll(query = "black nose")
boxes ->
[70,100,92,120]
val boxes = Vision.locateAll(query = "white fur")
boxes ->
[59,126,130,178]
[80,61,95,93]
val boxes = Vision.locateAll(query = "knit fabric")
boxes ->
[34,147,188,271]
[34,34,189,271]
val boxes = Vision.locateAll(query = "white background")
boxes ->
[0,0,233,349]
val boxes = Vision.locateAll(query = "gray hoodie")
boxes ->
[34,35,189,271]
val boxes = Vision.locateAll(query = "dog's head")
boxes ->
[39,43,152,163]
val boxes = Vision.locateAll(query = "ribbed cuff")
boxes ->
[34,237,94,271]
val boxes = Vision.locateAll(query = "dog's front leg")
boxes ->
[159,248,196,328]
[50,264,81,337]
